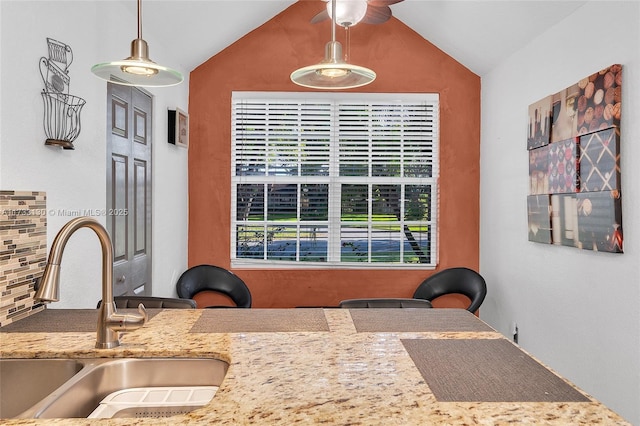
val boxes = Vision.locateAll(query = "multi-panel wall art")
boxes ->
[526,64,622,253]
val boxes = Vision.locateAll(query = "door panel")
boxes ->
[134,159,147,255]
[112,97,128,138]
[107,83,152,297]
[134,108,147,144]
[111,154,128,262]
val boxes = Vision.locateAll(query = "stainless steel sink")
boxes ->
[1,358,228,419]
[0,359,84,418]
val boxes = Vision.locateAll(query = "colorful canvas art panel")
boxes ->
[526,64,622,254]
[527,195,552,244]
[576,190,622,253]
[550,83,580,143]
[529,145,549,195]
[575,64,622,136]
[578,127,620,192]
[527,96,552,150]
[548,138,578,194]
[551,194,578,247]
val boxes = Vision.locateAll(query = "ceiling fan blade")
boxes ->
[362,5,392,25]
[310,9,330,24]
[368,0,404,6]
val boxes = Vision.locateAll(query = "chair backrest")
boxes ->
[97,296,196,309]
[413,267,487,313]
[176,264,252,308]
[339,298,433,308]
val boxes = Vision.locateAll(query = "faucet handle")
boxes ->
[105,303,148,332]
[137,303,148,322]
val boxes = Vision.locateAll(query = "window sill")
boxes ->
[231,259,436,270]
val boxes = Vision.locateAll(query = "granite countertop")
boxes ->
[0,308,630,425]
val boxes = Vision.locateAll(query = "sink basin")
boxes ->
[1,358,228,419]
[0,359,84,418]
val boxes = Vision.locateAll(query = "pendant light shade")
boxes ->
[91,0,183,87]
[291,0,375,90]
[290,40,375,89]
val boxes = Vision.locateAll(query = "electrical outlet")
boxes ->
[511,321,519,343]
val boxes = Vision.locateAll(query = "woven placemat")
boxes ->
[349,308,494,332]
[1,309,160,333]
[401,338,590,402]
[190,309,329,333]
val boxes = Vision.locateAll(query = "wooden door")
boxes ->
[106,83,152,296]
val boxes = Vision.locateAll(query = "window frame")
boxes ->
[231,92,439,269]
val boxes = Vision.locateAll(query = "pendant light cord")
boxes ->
[137,0,142,39]
[331,0,336,43]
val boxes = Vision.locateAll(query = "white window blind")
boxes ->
[231,92,439,268]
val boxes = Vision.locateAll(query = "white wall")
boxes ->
[481,2,640,424]
[0,1,190,307]
[0,2,3,188]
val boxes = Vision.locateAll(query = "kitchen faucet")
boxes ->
[34,216,147,348]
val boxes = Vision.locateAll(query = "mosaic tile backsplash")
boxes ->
[0,191,47,326]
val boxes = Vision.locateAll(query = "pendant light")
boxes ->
[290,0,376,89]
[91,0,183,87]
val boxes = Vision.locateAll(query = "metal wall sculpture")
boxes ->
[39,38,86,150]
[526,64,623,253]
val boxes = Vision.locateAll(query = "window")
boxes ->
[231,92,439,268]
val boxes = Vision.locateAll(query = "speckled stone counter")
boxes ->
[0,308,630,425]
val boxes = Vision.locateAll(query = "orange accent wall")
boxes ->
[188,1,480,308]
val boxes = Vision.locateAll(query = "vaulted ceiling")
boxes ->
[137,0,587,77]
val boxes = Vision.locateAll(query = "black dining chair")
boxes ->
[413,267,487,313]
[339,298,432,308]
[97,296,197,309]
[176,264,252,308]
